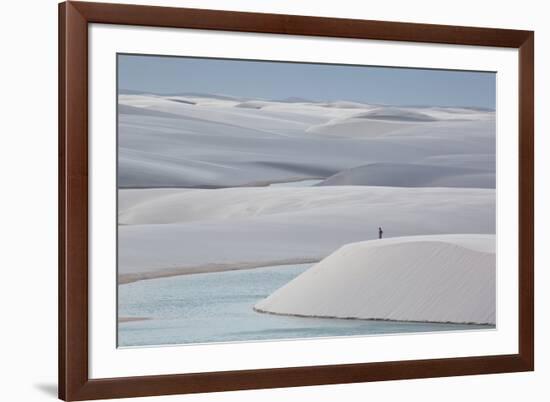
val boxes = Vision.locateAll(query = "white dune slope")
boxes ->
[118,94,495,188]
[318,163,495,188]
[118,187,495,284]
[255,235,495,325]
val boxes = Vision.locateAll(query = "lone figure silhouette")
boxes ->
[378,226,383,239]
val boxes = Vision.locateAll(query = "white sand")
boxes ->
[255,234,495,325]
[116,93,496,289]
[318,163,494,188]
[118,186,495,283]
[118,186,494,225]
[117,94,495,188]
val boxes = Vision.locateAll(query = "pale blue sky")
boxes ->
[118,54,496,109]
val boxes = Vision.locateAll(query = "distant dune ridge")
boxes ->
[318,163,495,188]
[352,108,438,121]
[117,93,495,189]
[255,235,496,325]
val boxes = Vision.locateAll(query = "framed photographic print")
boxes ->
[59,1,534,400]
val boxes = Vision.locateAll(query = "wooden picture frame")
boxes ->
[59,1,534,400]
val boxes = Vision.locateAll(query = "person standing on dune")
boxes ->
[378,226,383,239]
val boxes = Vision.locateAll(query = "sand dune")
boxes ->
[235,100,274,109]
[321,100,374,109]
[420,154,495,171]
[318,162,495,188]
[116,93,497,288]
[118,186,494,225]
[255,235,495,325]
[117,94,495,188]
[117,186,495,283]
[305,117,411,138]
[353,108,438,122]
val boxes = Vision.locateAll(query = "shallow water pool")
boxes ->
[118,264,493,347]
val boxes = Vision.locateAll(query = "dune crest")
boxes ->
[255,235,496,325]
[352,108,437,122]
[317,162,495,188]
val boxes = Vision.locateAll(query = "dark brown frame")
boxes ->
[59,1,534,400]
